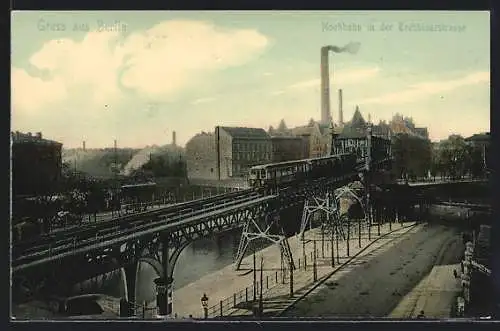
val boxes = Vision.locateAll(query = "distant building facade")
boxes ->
[186,126,272,180]
[270,136,308,162]
[465,132,491,173]
[215,126,272,179]
[11,131,63,197]
[290,120,331,158]
[389,114,429,140]
[185,132,218,180]
[332,106,370,158]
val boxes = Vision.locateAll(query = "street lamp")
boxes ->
[201,293,209,319]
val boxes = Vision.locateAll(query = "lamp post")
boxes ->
[201,293,209,319]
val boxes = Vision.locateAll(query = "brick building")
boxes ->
[270,136,308,163]
[186,126,272,181]
[11,131,63,197]
[215,126,272,179]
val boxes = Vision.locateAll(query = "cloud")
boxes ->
[12,20,269,125]
[360,71,490,105]
[285,67,381,92]
[191,96,217,105]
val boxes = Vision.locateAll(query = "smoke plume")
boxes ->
[330,42,361,54]
[122,146,160,176]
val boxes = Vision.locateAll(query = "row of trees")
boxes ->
[391,133,488,181]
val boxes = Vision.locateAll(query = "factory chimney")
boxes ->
[338,89,344,126]
[320,46,332,126]
[82,141,86,151]
[172,131,177,146]
[320,42,361,126]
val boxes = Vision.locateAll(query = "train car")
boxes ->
[248,159,310,190]
[120,182,157,213]
[248,153,357,191]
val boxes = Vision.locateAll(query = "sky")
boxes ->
[11,11,490,148]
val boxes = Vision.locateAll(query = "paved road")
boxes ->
[282,224,464,318]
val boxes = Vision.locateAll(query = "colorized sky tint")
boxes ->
[11,11,490,148]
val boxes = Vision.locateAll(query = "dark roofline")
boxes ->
[465,132,490,141]
[11,132,62,146]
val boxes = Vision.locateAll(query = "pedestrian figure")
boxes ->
[416,310,425,319]
[453,270,458,279]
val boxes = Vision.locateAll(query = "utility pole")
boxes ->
[302,238,306,270]
[336,227,340,264]
[253,251,257,302]
[289,258,294,297]
[259,256,264,317]
[346,218,350,256]
[321,224,325,258]
[331,223,335,267]
[358,217,362,248]
[313,240,318,281]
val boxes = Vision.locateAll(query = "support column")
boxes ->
[156,235,173,317]
[123,261,138,317]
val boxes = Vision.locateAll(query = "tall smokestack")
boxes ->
[172,131,177,146]
[338,89,343,126]
[114,139,117,150]
[321,46,331,126]
[82,141,86,151]
[320,42,360,127]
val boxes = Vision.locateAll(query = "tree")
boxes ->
[391,133,432,180]
[431,134,474,179]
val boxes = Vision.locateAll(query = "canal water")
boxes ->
[70,226,282,312]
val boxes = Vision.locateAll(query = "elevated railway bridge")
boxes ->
[12,125,471,318]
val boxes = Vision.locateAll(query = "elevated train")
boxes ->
[248,133,392,192]
[248,153,358,191]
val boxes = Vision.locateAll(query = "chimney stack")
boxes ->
[320,46,332,126]
[172,131,177,146]
[83,141,86,151]
[114,139,117,150]
[338,89,343,126]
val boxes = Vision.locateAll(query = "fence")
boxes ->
[205,268,290,318]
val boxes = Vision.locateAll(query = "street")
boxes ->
[282,224,464,318]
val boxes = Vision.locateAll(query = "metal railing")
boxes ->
[205,268,289,318]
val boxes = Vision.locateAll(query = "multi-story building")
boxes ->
[215,126,272,179]
[389,114,429,140]
[291,120,331,158]
[186,126,272,181]
[11,131,63,197]
[332,106,369,158]
[465,132,490,173]
[270,136,308,163]
[185,132,218,180]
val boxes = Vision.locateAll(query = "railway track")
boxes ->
[13,189,256,258]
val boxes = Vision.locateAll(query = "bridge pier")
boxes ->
[122,261,138,317]
[156,235,173,317]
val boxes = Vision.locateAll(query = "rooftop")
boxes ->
[465,132,490,142]
[219,126,270,139]
[11,131,62,146]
